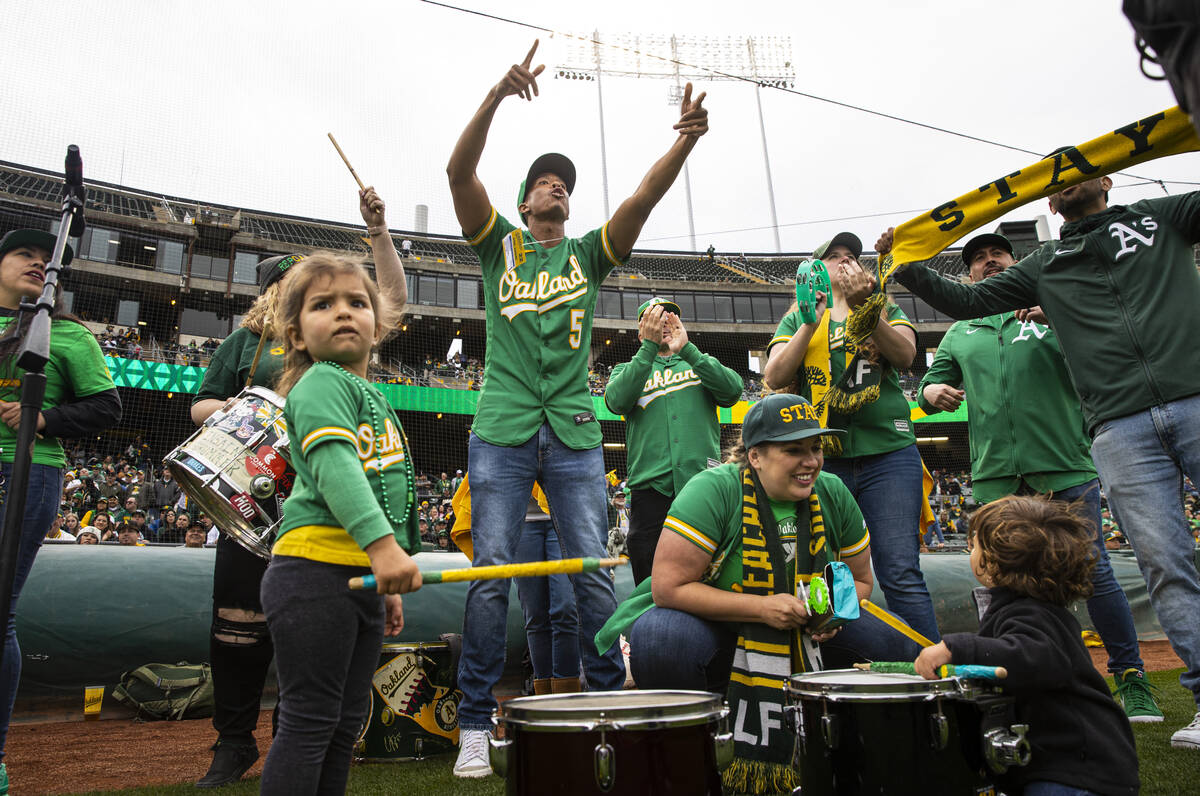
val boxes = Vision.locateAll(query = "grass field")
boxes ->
[67,669,1197,796]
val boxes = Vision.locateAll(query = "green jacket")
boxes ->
[896,192,1200,435]
[604,339,743,497]
[917,313,1095,504]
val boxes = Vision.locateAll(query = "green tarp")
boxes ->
[15,544,1180,698]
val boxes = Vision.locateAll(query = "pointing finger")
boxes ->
[522,39,539,67]
[681,82,693,108]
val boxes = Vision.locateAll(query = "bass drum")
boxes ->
[355,641,461,761]
[164,386,293,559]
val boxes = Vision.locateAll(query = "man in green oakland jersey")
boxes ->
[604,296,743,584]
[445,39,710,778]
[917,232,1160,721]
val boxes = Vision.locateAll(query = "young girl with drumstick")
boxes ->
[915,496,1139,796]
[259,253,421,796]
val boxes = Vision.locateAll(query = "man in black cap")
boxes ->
[881,158,1200,750]
[445,39,709,777]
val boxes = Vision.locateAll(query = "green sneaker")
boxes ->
[1114,668,1164,723]
[0,761,8,796]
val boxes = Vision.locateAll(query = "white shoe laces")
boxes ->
[460,729,490,763]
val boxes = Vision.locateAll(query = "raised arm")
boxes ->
[446,40,545,235]
[359,186,407,311]
[607,83,709,259]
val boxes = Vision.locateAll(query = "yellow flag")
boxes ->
[882,106,1200,283]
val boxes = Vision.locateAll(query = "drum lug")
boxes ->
[928,702,949,751]
[249,474,276,499]
[713,730,734,771]
[820,710,839,750]
[413,737,424,760]
[487,736,512,777]
[594,726,616,792]
[982,723,1031,773]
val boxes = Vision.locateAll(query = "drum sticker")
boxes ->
[181,456,208,475]
[245,446,286,479]
[231,492,257,521]
[372,652,460,743]
[235,421,255,440]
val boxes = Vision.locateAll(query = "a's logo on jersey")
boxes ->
[498,255,588,320]
[1108,216,1158,260]
[1011,320,1048,343]
[357,418,407,472]
[637,367,700,408]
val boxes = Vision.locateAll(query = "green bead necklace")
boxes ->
[319,361,414,530]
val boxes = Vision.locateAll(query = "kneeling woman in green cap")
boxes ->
[595,393,921,787]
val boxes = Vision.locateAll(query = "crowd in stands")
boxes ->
[45,438,218,547]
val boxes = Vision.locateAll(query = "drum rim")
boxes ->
[495,689,727,731]
[380,641,451,653]
[783,668,964,701]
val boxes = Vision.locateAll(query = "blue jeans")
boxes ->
[0,462,63,759]
[515,519,580,680]
[1090,394,1200,706]
[629,606,924,691]
[458,425,625,730]
[823,444,941,643]
[923,517,945,546]
[1044,479,1143,674]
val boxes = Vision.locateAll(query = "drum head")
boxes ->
[785,668,959,701]
[498,690,725,731]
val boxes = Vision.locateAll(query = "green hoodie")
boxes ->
[896,192,1200,435]
[918,312,1095,504]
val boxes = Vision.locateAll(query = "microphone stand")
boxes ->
[0,147,84,678]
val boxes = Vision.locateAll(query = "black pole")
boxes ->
[0,146,84,678]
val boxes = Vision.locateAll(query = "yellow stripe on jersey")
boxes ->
[767,333,792,351]
[889,318,916,331]
[664,515,717,554]
[301,426,357,453]
[840,531,871,558]
[466,207,499,247]
[600,221,624,269]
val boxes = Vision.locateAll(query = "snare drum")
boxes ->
[490,690,732,795]
[164,387,293,559]
[783,669,1030,795]
[355,642,461,762]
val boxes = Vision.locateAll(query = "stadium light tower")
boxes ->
[555,32,795,252]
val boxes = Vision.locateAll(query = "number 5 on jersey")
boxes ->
[569,309,585,349]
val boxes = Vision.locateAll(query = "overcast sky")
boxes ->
[3,0,1197,253]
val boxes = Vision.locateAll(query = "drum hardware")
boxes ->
[249,474,276,499]
[593,721,615,792]
[928,697,950,751]
[982,723,1030,773]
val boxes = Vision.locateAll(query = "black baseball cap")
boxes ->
[518,153,576,222]
[257,254,304,292]
[741,394,844,448]
[960,233,1013,265]
[0,229,73,266]
[813,231,862,260]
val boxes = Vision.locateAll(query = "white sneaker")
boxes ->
[1171,711,1200,750]
[453,728,493,778]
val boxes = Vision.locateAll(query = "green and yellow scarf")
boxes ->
[854,105,1200,331]
[799,308,883,456]
[723,467,829,795]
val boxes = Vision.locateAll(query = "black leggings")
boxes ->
[210,534,273,745]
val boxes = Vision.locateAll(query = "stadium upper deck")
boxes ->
[0,159,971,350]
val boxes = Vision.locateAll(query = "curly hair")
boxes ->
[969,494,1096,605]
[239,280,283,337]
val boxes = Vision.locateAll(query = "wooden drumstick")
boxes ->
[348,557,627,590]
[327,133,366,191]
